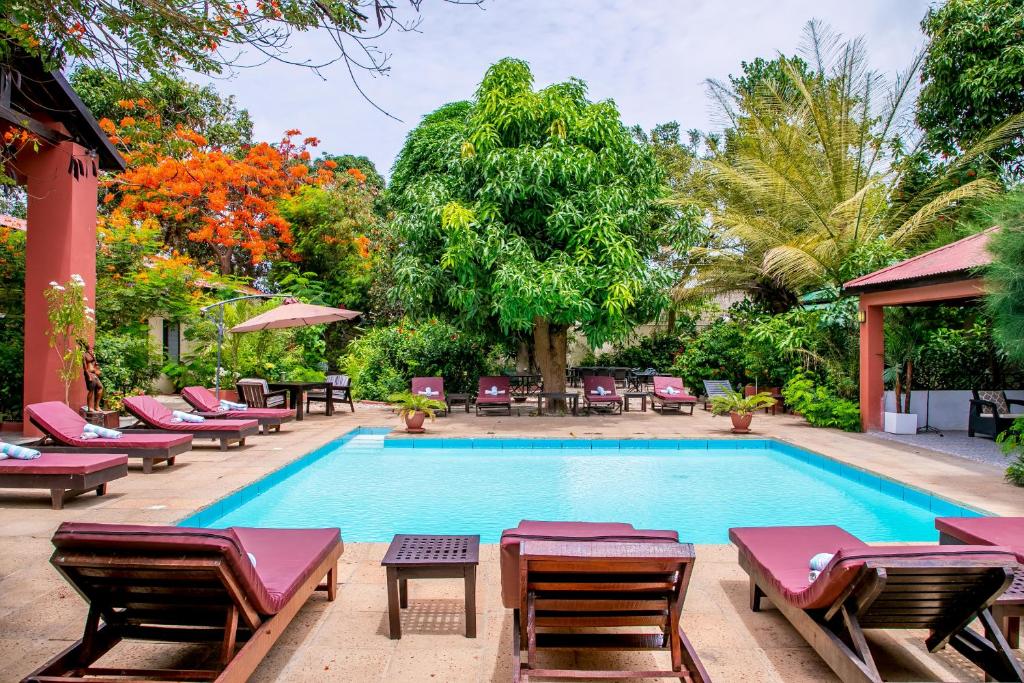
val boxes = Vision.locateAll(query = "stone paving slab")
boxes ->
[1,401,1020,681]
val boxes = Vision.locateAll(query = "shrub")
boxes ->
[94,329,162,403]
[997,417,1024,487]
[782,372,861,432]
[670,320,748,393]
[593,332,687,372]
[343,319,505,401]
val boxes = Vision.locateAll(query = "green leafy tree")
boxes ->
[918,0,1024,177]
[388,58,670,393]
[983,190,1024,363]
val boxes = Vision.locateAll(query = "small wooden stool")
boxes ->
[381,534,480,639]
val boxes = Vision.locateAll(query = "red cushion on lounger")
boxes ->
[181,386,222,412]
[653,376,697,401]
[937,517,1024,562]
[124,396,257,432]
[499,520,680,608]
[583,376,621,402]
[477,377,511,403]
[208,408,293,421]
[27,402,191,449]
[412,377,446,402]
[51,523,341,615]
[0,452,128,475]
[233,527,343,611]
[730,525,1019,610]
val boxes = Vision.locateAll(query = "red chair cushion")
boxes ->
[234,527,343,611]
[652,376,697,401]
[499,520,680,608]
[411,377,446,403]
[937,516,1024,562]
[124,395,258,433]
[181,386,221,412]
[0,452,127,476]
[27,402,191,450]
[477,377,511,403]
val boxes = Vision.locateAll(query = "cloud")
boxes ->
[198,0,931,177]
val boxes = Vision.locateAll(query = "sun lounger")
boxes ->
[701,379,733,410]
[730,524,1024,683]
[412,376,448,416]
[582,375,623,414]
[500,520,709,682]
[650,376,698,415]
[27,401,191,474]
[476,376,512,416]
[0,452,127,509]
[181,386,295,434]
[937,516,1024,647]
[25,522,342,683]
[122,395,259,451]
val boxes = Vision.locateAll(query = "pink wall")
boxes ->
[17,140,98,434]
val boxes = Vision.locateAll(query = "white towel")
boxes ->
[0,442,40,459]
[591,386,609,396]
[82,423,122,439]
[663,385,680,395]
[417,387,440,397]
[79,431,99,440]
[484,386,505,396]
[808,552,834,583]
[172,410,205,423]
[220,399,247,410]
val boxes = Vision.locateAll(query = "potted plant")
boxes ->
[709,390,777,433]
[883,313,923,434]
[388,391,447,434]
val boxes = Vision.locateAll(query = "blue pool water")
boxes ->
[187,430,982,543]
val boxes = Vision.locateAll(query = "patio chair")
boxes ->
[476,376,512,416]
[730,524,1024,683]
[582,375,623,414]
[0,452,127,509]
[306,373,355,414]
[24,522,342,683]
[969,389,1024,439]
[26,401,191,474]
[500,520,710,682]
[701,379,733,410]
[181,386,295,434]
[236,378,289,409]
[650,376,698,415]
[612,366,629,388]
[937,516,1024,647]
[122,395,258,451]
[411,376,447,416]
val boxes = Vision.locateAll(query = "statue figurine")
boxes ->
[80,341,104,411]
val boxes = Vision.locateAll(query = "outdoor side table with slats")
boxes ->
[381,534,480,639]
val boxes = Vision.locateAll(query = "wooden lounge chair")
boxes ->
[969,390,1024,439]
[701,379,733,410]
[500,520,709,682]
[236,378,289,409]
[730,524,1024,683]
[25,522,343,683]
[937,516,1024,647]
[582,375,623,414]
[123,395,259,451]
[411,376,447,416]
[306,373,355,414]
[27,401,191,474]
[0,452,127,509]
[181,386,295,434]
[476,376,513,416]
[650,376,697,415]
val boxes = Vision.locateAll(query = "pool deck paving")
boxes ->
[2,400,1022,682]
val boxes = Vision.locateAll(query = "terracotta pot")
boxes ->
[404,410,426,433]
[730,411,753,434]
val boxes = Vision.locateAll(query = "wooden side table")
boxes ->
[381,534,480,639]
[623,391,647,412]
[446,393,471,413]
[536,391,578,416]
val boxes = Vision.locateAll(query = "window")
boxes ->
[162,320,180,362]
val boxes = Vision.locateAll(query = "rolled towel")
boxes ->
[82,423,122,439]
[172,410,205,423]
[417,387,439,397]
[808,552,834,583]
[79,431,99,440]
[0,442,40,460]
[220,399,247,410]
[591,386,609,396]
[663,385,680,395]
[484,386,505,396]
[171,418,183,423]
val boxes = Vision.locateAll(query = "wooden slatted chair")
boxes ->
[236,378,289,409]
[731,524,1024,683]
[25,522,342,683]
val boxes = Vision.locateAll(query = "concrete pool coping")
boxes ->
[2,402,1023,681]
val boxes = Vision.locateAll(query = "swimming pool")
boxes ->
[181,428,983,543]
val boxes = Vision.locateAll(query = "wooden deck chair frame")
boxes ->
[512,539,710,682]
[24,542,341,683]
[742,553,1024,683]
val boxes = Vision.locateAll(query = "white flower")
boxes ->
[48,281,59,287]
[82,295,88,301]
[51,284,65,291]
[85,307,95,314]
[70,274,84,285]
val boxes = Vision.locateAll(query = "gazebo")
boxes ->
[843,228,996,431]
[2,52,124,430]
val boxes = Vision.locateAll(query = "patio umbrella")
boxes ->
[229,299,361,333]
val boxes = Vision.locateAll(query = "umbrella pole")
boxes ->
[214,305,224,400]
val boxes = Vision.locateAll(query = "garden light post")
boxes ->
[200,294,290,399]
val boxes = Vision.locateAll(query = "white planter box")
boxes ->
[884,411,919,434]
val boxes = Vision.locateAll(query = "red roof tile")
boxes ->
[843,227,996,292]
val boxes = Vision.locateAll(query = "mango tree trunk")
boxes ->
[533,318,567,406]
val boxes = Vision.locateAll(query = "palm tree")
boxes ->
[680,20,1023,307]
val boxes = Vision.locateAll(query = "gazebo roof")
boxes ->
[843,227,996,294]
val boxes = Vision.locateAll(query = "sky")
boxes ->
[199,0,934,177]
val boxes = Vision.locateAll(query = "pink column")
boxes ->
[858,301,884,432]
[18,140,98,434]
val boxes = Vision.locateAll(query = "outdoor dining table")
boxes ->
[267,380,333,421]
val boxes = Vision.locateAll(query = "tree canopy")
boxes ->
[388,57,669,389]
[918,0,1024,177]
